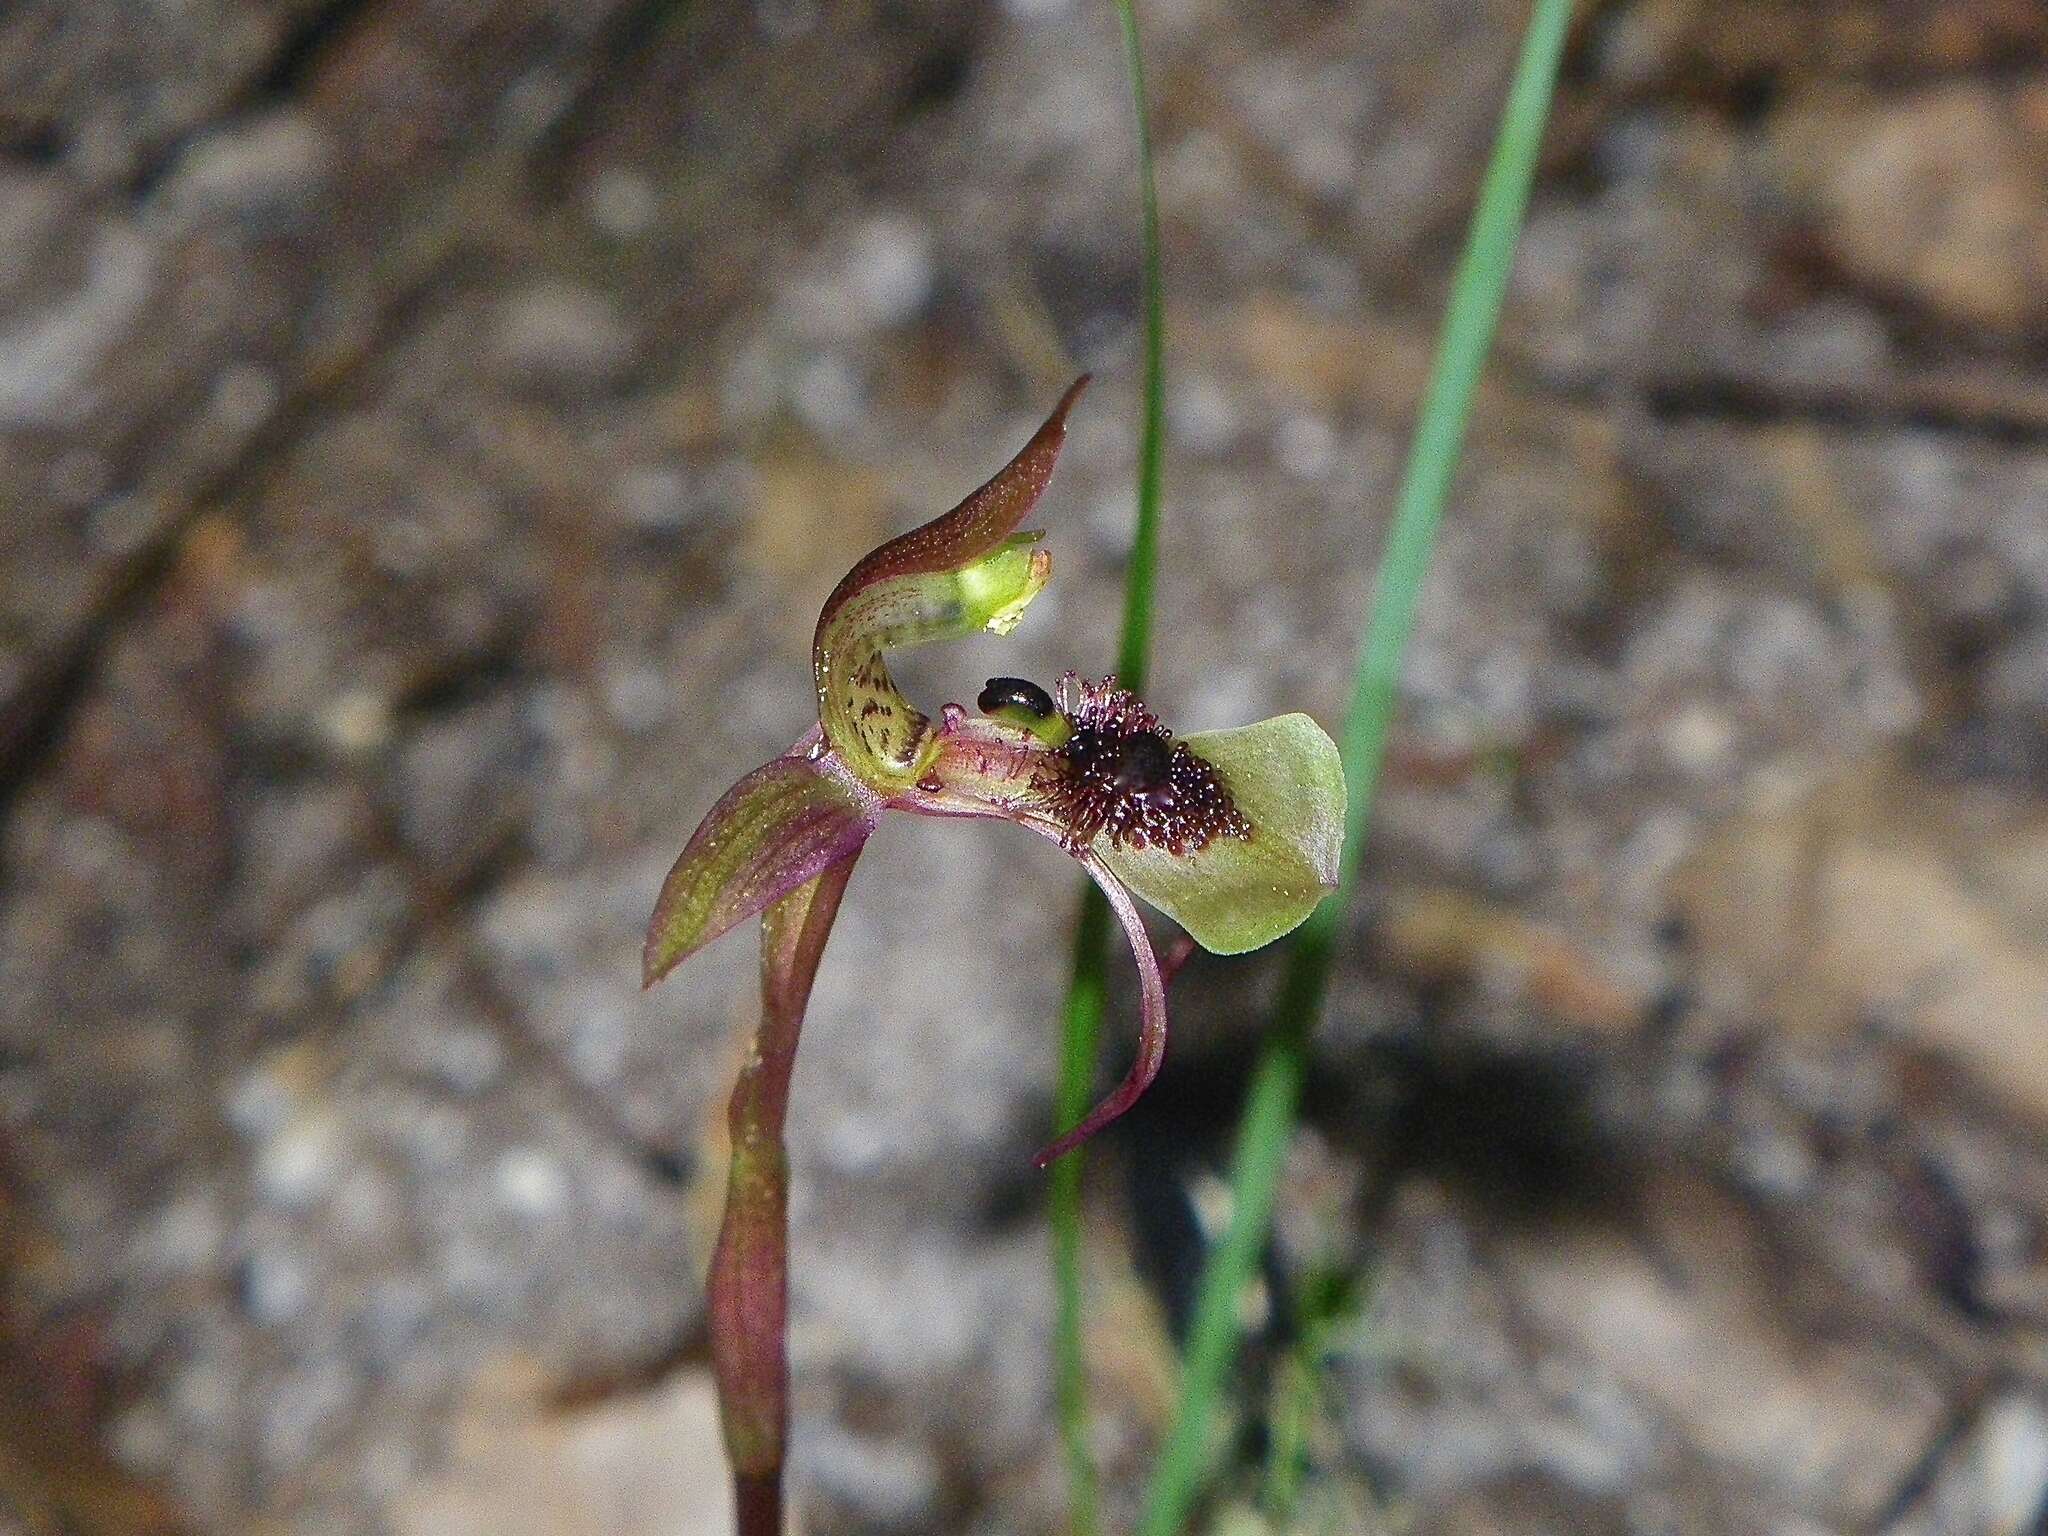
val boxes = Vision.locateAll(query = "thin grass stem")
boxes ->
[1050,1,1167,1530]
[1134,2,1576,1529]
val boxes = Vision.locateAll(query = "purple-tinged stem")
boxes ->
[709,853,858,1535]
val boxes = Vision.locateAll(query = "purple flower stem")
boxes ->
[708,853,859,1536]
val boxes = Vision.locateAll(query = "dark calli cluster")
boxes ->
[1034,674,1253,857]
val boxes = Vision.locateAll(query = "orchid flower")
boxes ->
[643,378,1343,1534]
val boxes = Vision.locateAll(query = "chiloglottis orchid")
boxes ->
[643,377,1343,1533]
[644,375,1345,1162]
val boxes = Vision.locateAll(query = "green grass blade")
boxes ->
[1135,2,1576,1530]
[1050,897,1111,1532]
[1050,2,1167,1531]
[1111,0,1165,692]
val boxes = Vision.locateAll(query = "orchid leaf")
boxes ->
[1096,713,1344,955]
[643,753,878,986]
[813,379,1085,788]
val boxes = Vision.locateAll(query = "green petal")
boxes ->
[643,753,879,986]
[1096,713,1345,955]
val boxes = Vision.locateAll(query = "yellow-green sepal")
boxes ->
[813,537,1052,788]
[810,379,1083,792]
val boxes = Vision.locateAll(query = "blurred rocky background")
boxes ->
[2,0,2047,1532]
